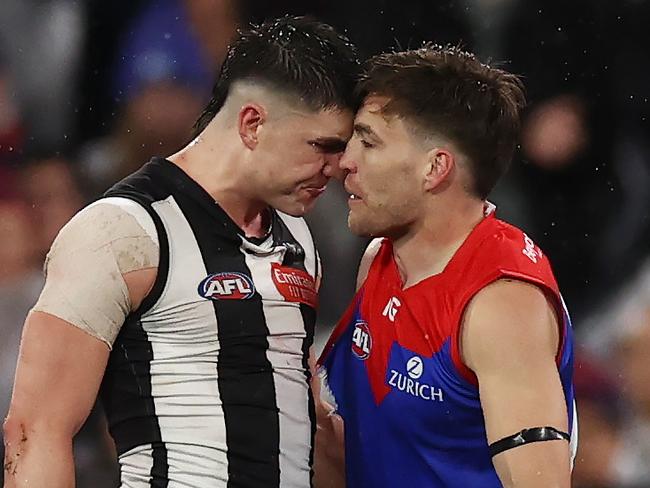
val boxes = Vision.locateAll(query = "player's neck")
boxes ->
[168,133,271,239]
[392,197,485,288]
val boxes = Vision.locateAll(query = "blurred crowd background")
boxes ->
[0,0,649,486]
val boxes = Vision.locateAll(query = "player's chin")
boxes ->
[347,212,374,237]
[276,196,316,217]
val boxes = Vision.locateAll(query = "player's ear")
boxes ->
[423,149,454,192]
[238,103,266,149]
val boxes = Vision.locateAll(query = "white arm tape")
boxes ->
[32,198,160,349]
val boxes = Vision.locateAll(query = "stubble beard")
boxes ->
[348,205,411,239]
[348,208,377,237]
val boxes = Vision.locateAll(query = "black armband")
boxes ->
[489,426,570,457]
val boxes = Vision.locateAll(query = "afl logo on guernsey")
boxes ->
[198,272,255,300]
[351,320,372,360]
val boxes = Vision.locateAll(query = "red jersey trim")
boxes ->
[318,289,363,367]
[318,239,389,367]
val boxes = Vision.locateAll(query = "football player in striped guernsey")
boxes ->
[3,16,359,488]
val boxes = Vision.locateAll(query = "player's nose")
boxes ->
[322,151,347,181]
[338,145,357,174]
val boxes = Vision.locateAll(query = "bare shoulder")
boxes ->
[356,238,384,291]
[468,279,553,316]
[461,279,560,371]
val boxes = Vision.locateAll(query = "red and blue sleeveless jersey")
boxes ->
[318,212,576,487]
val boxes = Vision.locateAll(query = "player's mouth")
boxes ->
[302,185,327,198]
[344,180,363,204]
[346,191,364,210]
[299,183,327,200]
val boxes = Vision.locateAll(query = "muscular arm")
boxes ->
[3,312,110,487]
[461,279,571,488]
[2,202,157,488]
[3,269,155,488]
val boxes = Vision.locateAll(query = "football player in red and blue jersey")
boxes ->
[316,46,577,488]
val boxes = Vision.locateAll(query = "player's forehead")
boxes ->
[292,105,354,138]
[361,94,392,114]
[354,94,409,139]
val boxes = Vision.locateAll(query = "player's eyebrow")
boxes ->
[353,123,381,141]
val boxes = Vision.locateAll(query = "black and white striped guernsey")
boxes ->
[99,157,320,488]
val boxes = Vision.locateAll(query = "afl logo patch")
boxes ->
[198,272,255,300]
[351,320,372,360]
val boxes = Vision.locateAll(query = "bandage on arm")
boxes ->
[31,199,159,348]
[3,199,160,487]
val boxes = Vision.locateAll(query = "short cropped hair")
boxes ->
[192,15,360,137]
[358,45,526,199]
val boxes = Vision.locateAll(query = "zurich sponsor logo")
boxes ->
[198,272,255,300]
[406,356,423,379]
[388,355,444,402]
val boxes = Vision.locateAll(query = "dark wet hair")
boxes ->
[192,15,360,138]
[358,45,526,199]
